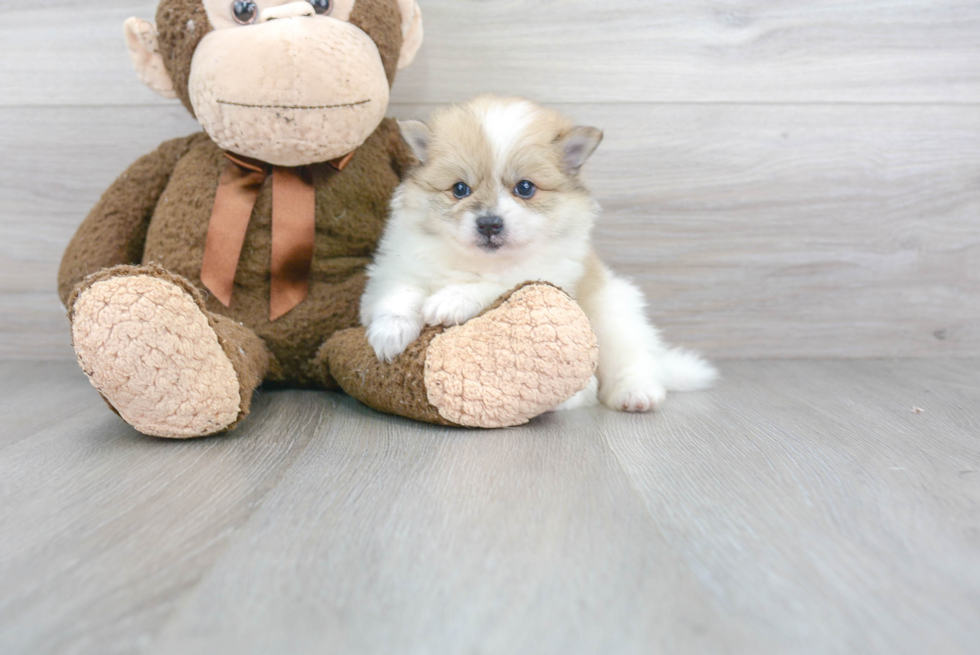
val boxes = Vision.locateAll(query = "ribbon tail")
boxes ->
[201,159,266,307]
[270,165,316,321]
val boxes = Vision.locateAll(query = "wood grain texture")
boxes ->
[2,1,978,358]
[147,396,767,655]
[0,362,325,655]
[599,359,980,653]
[0,359,977,654]
[0,361,100,449]
[0,293,75,361]
[2,103,977,359]
[2,1,980,105]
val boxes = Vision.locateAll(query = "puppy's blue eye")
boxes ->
[514,180,537,199]
[453,182,471,199]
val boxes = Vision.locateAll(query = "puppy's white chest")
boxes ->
[434,249,584,296]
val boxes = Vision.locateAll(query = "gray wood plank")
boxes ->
[600,359,980,654]
[3,103,978,359]
[145,394,766,655]
[0,293,75,361]
[0,359,977,654]
[0,374,324,655]
[0,361,99,449]
[2,1,980,106]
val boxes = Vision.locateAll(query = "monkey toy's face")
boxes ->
[125,0,423,166]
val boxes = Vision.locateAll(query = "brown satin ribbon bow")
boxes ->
[200,151,353,321]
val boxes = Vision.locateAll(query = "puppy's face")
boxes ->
[399,96,603,256]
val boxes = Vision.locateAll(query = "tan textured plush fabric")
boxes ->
[425,284,599,428]
[71,268,244,438]
[155,0,406,116]
[326,283,598,428]
[188,19,393,166]
[70,264,273,438]
[322,325,454,426]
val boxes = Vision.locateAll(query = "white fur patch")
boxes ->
[423,285,491,326]
[480,101,536,169]
[360,283,425,361]
[366,314,423,363]
[577,269,717,412]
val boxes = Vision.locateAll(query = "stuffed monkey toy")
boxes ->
[59,0,598,438]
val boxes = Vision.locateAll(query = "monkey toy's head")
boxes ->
[125,0,423,166]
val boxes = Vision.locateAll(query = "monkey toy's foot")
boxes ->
[324,282,599,428]
[68,265,268,439]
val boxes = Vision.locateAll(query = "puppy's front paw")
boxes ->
[601,380,667,413]
[423,287,486,327]
[367,314,423,362]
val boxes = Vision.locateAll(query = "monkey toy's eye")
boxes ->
[514,180,537,199]
[452,182,472,199]
[232,0,258,24]
[309,0,333,15]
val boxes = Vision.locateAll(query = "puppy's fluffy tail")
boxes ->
[659,348,718,391]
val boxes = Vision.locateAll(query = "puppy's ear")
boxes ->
[398,120,432,164]
[556,126,603,175]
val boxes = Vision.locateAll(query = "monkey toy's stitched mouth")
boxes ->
[217,99,372,110]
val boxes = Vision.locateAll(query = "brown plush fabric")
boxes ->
[58,135,198,304]
[211,313,274,426]
[322,326,456,426]
[156,0,212,116]
[349,0,405,86]
[143,121,405,386]
[62,120,408,389]
[424,283,599,428]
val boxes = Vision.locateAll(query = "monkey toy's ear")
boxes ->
[123,17,178,99]
[397,0,424,70]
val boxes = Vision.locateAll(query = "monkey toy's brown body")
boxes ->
[61,124,410,389]
[58,0,597,438]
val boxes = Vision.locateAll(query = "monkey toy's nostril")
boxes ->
[476,215,505,238]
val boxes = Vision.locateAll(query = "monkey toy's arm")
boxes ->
[57,135,195,306]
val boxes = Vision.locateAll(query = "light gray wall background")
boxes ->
[1,0,977,361]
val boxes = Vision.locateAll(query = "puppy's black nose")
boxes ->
[476,215,504,237]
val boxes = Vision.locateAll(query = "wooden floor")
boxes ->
[0,359,977,654]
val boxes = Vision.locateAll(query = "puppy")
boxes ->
[360,95,716,412]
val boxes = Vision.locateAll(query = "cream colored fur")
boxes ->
[362,96,717,413]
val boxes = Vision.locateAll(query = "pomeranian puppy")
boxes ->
[360,95,716,412]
